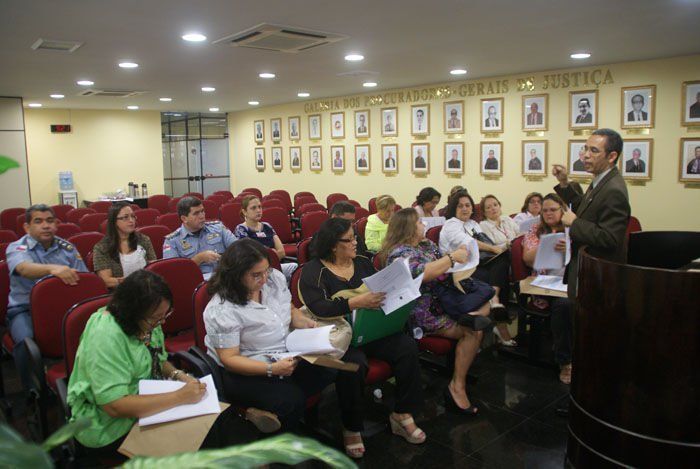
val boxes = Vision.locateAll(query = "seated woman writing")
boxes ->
[204,239,335,433]
[92,202,156,288]
[299,218,426,458]
[379,208,490,416]
[521,193,574,384]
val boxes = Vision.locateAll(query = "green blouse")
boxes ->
[67,307,167,448]
[365,214,389,252]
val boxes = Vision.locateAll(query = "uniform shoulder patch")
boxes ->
[204,221,222,227]
[164,229,180,240]
[56,239,75,251]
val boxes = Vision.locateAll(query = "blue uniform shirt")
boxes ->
[6,234,88,309]
[162,221,236,275]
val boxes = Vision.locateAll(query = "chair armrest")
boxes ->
[55,377,71,421]
[173,350,210,378]
[23,337,47,393]
[188,346,227,402]
[282,256,298,263]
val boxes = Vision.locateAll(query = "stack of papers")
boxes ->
[421,217,446,230]
[533,232,571,271]
[362,257,423,314]
[447,237,479,273]
[138,374,220,426]
[271,325,340,359]
[518,217,540,234]
[530,275,567,292]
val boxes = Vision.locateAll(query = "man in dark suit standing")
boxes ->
[625,148,646,173]
[527,102,543,126]
[575,98,593,124]
[627,94,648,122]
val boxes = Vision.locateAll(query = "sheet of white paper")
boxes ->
[421,217,446,230]
[202,272,213,281]
[564,227,571,265]
[138,374,220,426]
[381,273,423,315]
[284,325,337,355]
[518,216,540,234]
[362,257,412,295]
[447,237,480,273]
[531,275,567,292]
[533,233,566,271]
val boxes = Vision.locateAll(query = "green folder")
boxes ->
[350,302,415,347]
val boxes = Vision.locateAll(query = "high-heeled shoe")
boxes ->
[244,407,281,433]
[342,429,365,459]
[443,387,478,415]
[389,415,426,444]
[493,326,517,347]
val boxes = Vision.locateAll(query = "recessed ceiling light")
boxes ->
[570,52,591,59]
[344,54,364,62]
[76,80,94,86]
[297,92,310,98]
[159,97,172,102]
[450,69,467,75]
[28,103,42,108]
[209,107,220,112]
[258,72,276,79]
[201,86,216,92]
[118,62,139,69]
[363,81,377,88]
[248,101,259,106]
[173,113,182,117]
[182,33,207,42]
[50,94,64,99]
[127,105,139,110]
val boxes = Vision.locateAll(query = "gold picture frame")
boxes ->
[619,139,652,181]
[679,138,700,182]
[309,146,322,171]
[444,142,464,175]
[288,116,301,141]
[411,104,430,136]
[254,147,265,170]
[621,85,656,129]
[354,110,370,138]
[521,140,548,177]
[480,141,503,176]
[381,144,398,174]
[411,143,429,174]
[271,146,283,170]
[308,114,322,140]
[253,120,264,143]
[381,107,398,137]
[567,139,591,180]
[681,80,700,127]
[444,101,464,134]
[355,144,371,173]
[270,118,282,143]
[330,112,345,139]
[569,90,598,131]
[330,145,345,172]
[480,97,504,134]
[289,146,302,171]
[522,94,548,132]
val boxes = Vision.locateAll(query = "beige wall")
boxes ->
[24,109,164,205]
[229,55,700,232]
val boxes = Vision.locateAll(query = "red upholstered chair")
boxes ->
[473,205,484,222]
[0,243,9,262]
[368,198,377,214]
[0,261,12,398]
[14,214,26,237]
[298,203,326,217]
[294,196,316,215]
[355,217,368,239]
[348,200,361,209]
[201,200,218,220]
[425,226,443,244]
[290,267,304,308]
[300,211,329,239]
[168,197,182,213]
[261,198,287,212]
[155,213,181,232]
[62,294,111,377]
[84,251,94,271]
[296,238,313,265]
[510,235,530,282]
[293,191,314,200]
[192,282,211,350]
[267,248,282,272]
[68,232,104,260]
[213,190,234,200]
[626,216,642,241]
[134,208,160,227]
[373,254,383,271]
[1,208,25,231]
[205,195,226,209]
[147,194,171,214]
[145,258,203,353]
[55,223,81,239]
[0,230,17,243]
[51,205,75,222]
[79,213,108,232]
[262,207,297,257]
[183,192,204,200]
[355,207,370,220]
[137,225,171,259]
[99,220,108,234]
[220,202,243,232]
[394,204,402,211]
[326,193,348,210]
[269,190,292,212]
[242,188,262,198]
[88,201,112,214]
[66,208,96,225]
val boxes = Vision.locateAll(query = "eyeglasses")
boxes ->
[338,235,358,243]
[250,268,273,281]
[145,308,173,328]
[116,214,138,221]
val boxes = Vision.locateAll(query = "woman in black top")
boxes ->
[299,218,425,458]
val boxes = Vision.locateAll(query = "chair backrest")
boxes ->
[242,188,262,198]
[426,225,443,244]
[0,243,9,262]
[1,207,25,231]
[510,235,530,281]
[0,229,17,243]
[368,198,377,214]
[67,232,104,260]
[293,191,314,200]
[85,251,95,271]
[192,281,211,349]
[62,294,111,376]
[262,207,294,244]
[269,190,292,210]
[183,192,204,200]
[373,254,383,271]
[473,205,484,222]
[55,223,82,239]
[51,205,75,221]
[326,193,349,210]
[348,200,361,209]
[205,195,226,208]
[145,258,203,334]
[301,211,329,239]
[355,217,368,239]
[213,190,234,200]
[290,266,303,308]
[136,224,171,259]
[155,213,181,232]
[355,207,370,221]
[267,247,282,272]
[99,220,108,234]
[30,273,108,358]
[66,208,96,225]
[296,238,313,264]
[79,213,108,232]
[88,201,112,214]
[168,197,182,213]
[299,203,326,217]
[219,202,243,232]
[261,198,287,212]
[0,261,9,325]
[134,208,160,227]
[147,194,171,214]
[626,216,642,239]
[294,196,317,214]
[201,200,218,220]
[14,214,26,237]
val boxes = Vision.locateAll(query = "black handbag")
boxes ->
[434,277,495,323]
[472,229,497,262]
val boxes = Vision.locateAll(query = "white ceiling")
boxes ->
[2,0,700,113]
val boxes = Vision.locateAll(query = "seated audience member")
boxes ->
[204,239,335,434]
[6,204,87,389]
[380,208,488,415]
[300,218,426,456]
[512,192,543,229]
[365,195,396,252]
[414,187,441,218]
[234,195,298,281]
[328,201,368,256]
[163,196,236,279]
[439,185,468,216]
[67,270,259,461]
[93,202,157,288]
[522,194,574,384]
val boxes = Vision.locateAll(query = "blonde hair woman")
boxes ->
[365,195,396,252]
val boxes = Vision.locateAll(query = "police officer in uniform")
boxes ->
[162,197,236,278]
[5,204,87,389]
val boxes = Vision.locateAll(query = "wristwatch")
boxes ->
[447,253,455,267]
[266,363,273,378]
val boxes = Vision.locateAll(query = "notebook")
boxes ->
[350,302,414,346]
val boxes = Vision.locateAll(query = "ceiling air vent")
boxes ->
[214,23,346,53]
[78,89,146,98]
[31,38,83,53]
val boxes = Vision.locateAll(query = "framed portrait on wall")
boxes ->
[444,142,464,175]
[620,139,652,181]
[308,114,322,140]
[568,140,589,178]
[331,112,345,139]
[522,94,548,131]
[270,118,282,143]
[381,107,398,137]
[569,90,598,130]
[254,120,264,143]
[480,142,503,176]
[681,80,700,127]
[271,146,283,170]
[382,144,398,174]
[411,104,430,136]
[411,143,429,174]
[254,147,265,170]
[679,138,700,182]
[522,140,547,176]
[288,116,301,141]
[480,98,504,133]
[290,146,301,170]
[444,101,464,134]
[309,146,322,171]
[331,145,345,172]
[355,110,370,138]
[621,85,655,129]
[355,144,370,173]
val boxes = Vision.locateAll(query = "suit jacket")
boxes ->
[292,157,300,167]
[554,166,630,298]
[687,158,700,174]
[273,130,280,138]
[573,159,586,172]
[527,112,543,125]
[528,157,542,170]
[273,158,281,166]
[484,118,499,128]
[448,158,460,168]
[357,125,367,133]
[627,110,648,122]
[358,158,368,168]
[575,113,592,124]
[414,156,426,168]
[625,159,645,173]
[689,102,700,119]
[385,157,396,168]
[484,157,498,170]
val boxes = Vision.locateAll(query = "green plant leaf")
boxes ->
[0,155,20,175]
[121,433,356,469]
[0,424,53,469]
[41,418,91,451]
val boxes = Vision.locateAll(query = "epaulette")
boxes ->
[56,238,75,252]
[204,221,222,226]
[164,229,180,240]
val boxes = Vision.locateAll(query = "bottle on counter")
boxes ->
[133,184,140,198]
[127,182,134,197]
[141,183,148,198]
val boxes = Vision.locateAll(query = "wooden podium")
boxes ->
[567,232,700,467]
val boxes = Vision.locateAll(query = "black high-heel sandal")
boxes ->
[443,387,478,416]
